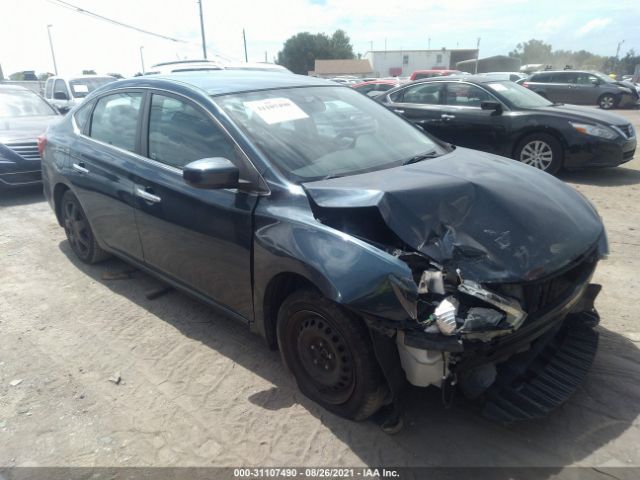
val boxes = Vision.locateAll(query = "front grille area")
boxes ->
[616,124,634,139]
[5,141,40,160]
[521,256,596,316]
[496,252,597,318]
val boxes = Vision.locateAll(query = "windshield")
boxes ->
[69,77,116,98]
[593,72,615,84]
[486,81,553,108]
[0,89,57,117]
[214,86,443,182]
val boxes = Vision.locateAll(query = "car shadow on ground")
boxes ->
[559,166,640,187]
[0,185,44,207]
[58,242,640,473]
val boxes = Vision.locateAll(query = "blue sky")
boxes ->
[1,0,638,76]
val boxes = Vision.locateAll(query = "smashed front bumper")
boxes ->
[391,249,602,421]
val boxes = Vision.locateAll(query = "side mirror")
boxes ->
[57,106,70,114]
[53,91,69,100]
[480,101,502,112]
[590,78,600,86]
[183,158,239,189]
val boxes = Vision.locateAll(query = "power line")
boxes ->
[46,0,188,43]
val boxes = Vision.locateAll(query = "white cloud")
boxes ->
[577,18,612,36]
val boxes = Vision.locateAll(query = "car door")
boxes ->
[572,72,602,104]
[131,91,258,320]
[434,82,510,154]
[546,72,575,103]
[385,82,447,138]
[67,91,145,260]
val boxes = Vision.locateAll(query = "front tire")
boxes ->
[61,190,109,264]
[598,93,617,110]
[277,289,387,421]
[515,133,563,174]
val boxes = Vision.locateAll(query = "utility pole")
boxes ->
[242,29,248,62]
[615,39,625,59]
[370,40,373,52]
[428,38,431,49]
[475,37,481,74]
[197,0,207,59]
[47,24,58,75]
[139,46,145,74]
[264,51,267,62]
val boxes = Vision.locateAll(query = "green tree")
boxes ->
[509,39,553,64]
[277,30,355,75]
[330,29,354,59]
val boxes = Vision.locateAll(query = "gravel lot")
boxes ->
[1,108,639,469]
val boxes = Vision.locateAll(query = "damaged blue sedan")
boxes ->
[41,72,607,425]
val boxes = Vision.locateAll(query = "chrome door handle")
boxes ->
[135,187,161,204]
[72,163,89,174]
[441,114,456,120]
[393,109,405,114]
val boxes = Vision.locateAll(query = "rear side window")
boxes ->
[73,100,94,133]
[89,92,143,152]
[530,73,552,83]
[53,79,68,97]
[353,84,376,94]
[147,94,236,169]
[445,83,493,107]
[393,83,442,104]
[45,79,53,99]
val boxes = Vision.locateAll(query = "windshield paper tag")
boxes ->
[488,83,507,91]
[73,84,89,93]
[244,98,309,124]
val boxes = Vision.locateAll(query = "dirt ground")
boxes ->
[1,108,639,470]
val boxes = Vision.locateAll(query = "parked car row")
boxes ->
[378,75,636,173]
[522,70,640,110]
[39,71,609,425]
[0,84,59,188]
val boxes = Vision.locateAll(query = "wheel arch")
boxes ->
[260,272,319,350]
[511,127,568,161]
[53,182,70,226]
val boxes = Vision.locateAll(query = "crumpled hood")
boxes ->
[0,115,59,143]
[303,148,605,283]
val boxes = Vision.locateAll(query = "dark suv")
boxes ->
[524,70,639,109]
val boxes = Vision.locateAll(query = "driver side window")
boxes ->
[147,94,237,169]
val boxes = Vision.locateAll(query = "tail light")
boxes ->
[37,134,47,157]
[522,82,530,89]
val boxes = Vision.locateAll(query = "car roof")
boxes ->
[47,75,115,81]
[0,84,30,92]
[406,75,510,85]
[106,70,336,96]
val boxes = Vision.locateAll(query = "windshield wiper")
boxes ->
[402,150,440,165]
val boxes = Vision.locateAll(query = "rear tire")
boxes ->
[598,93,617,110]
[61,190,110,264]
[515,133,563,174]
[277,288,387,421]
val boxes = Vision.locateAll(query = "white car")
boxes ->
[43,75,117,112]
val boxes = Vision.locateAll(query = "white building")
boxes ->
[364,49,478,77]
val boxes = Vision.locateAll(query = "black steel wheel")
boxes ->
[277,288,387,421]
[61,190,109,264]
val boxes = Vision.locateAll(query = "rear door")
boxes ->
[67,90,144,260]
[385,82,447,139]
[435,82,510,154]
[572,72,602,104]
[131,91,258,320]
